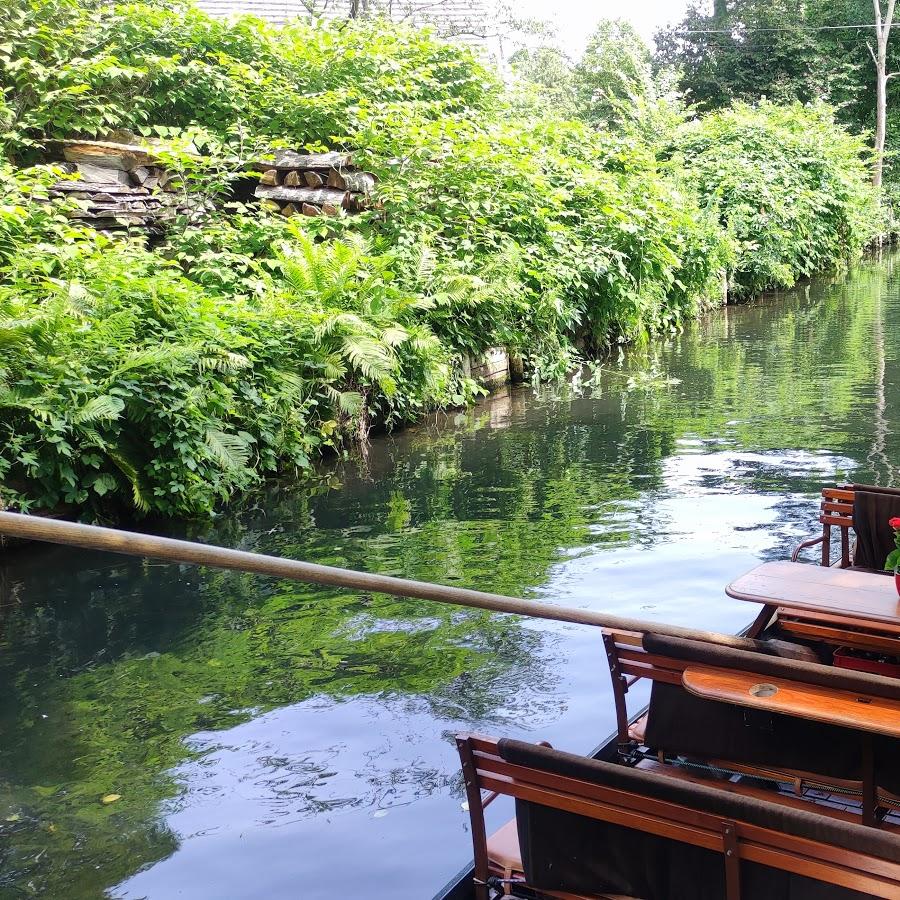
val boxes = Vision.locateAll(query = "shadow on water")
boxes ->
[1,251,900,898]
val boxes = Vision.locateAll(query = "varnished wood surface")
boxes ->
[777,615,900,652]
[727,561,900,627]
[682,666,900,737]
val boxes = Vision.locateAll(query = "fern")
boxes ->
[326,386,364,416]
[205,429,253,470]
[381,326,409,347]
[199,351,251,373]
[341,335,396,382]
[72,395,125,424]
[108,450,150,513]
[107,344,196,380]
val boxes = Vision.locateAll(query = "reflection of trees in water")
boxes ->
[0,562,10,641]
[866,251,897,486]
[624,259,900,490]
[0,516,557,897]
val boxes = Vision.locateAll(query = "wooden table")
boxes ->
[726,561,900,631]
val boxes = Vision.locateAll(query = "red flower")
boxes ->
[890,517,900,530]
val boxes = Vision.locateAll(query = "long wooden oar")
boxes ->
[0,511,751,646]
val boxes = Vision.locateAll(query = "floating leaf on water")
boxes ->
[5,814,21,822]
[100,794,121,805]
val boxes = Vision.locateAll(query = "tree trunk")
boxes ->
[713,0,728,18]
[873,0,896,189]
[876,49,887,188]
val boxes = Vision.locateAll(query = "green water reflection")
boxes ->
[1,252,899,898]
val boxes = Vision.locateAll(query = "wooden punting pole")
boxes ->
[0,511,747,646]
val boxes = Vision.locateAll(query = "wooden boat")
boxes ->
[2,512,900,899]
[435,628,900,898]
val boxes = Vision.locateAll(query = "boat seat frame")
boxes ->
[601,629,896,825]
[791,487,855,568]
[456,733,900,900]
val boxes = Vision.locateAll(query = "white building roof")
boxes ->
[193,0,499,51]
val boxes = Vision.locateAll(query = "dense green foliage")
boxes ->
[656,1,899,179]
[0,0,493,156]
[669,102,879,295]
[0,1,883,518]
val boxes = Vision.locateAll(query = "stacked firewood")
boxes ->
[253,151,377,217]
[45,140,203,230]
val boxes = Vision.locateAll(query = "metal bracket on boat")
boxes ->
[721,820,741,899]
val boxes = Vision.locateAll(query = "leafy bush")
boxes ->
[0,4,882,518]
[0,0,494,157]
[0,167,474,516]
[669,101,879,295]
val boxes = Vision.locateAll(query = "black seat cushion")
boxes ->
[642,633,900,701]
[643,680,863,780]
[497,738,896,899]
[727,635,821,664]
[852,483,900,497]
[852,489,900,571]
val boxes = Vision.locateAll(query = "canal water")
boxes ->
[2,253,899,899]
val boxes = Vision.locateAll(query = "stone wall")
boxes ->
[461,347,510,390]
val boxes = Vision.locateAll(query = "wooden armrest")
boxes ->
[791,533,824,562]
[681,666,900,737]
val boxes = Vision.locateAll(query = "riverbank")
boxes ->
[0,3,886,520]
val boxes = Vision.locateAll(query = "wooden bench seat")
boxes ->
[458,733,900,899]
[602,629,900,825]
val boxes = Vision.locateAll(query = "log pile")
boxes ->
[253,150,377,217]
[45,140,204,231]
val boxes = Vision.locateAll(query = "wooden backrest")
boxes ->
[819,487,854,567]
[456,733,900,900]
